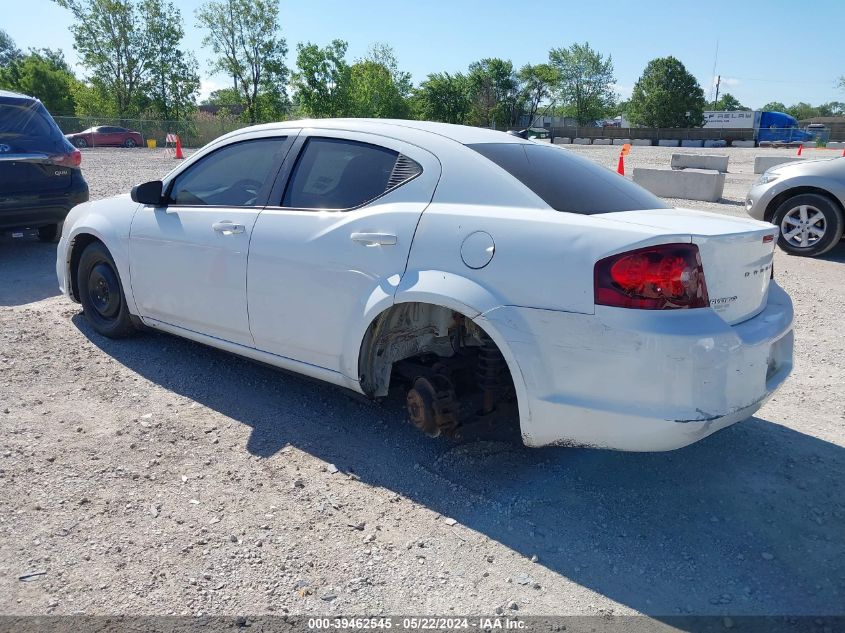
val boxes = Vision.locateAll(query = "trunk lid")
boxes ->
[600,208,778,324]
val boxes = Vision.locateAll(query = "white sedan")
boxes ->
[57,120,794,451]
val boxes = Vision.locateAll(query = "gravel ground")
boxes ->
[1,146,844,618]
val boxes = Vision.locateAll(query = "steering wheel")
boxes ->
[229,178,263,205]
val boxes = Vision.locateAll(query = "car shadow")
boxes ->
[817,240,845,262]
[75,316,845,618]
[0,233,61,306]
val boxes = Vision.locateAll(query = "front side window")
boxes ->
[168,137,287,207]
[282,137,412,210]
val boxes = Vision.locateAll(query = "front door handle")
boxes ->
[212,221,245,235]
[350,232,397,246]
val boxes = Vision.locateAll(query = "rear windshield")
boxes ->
[468,142,669,214]
[0,98,66,152]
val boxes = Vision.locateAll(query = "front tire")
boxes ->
[77,242,137,338]
[74,138,88,148]
[773,193,844,257]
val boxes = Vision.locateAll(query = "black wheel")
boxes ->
[773,193,844,257]
[123,138,137,148]
[74,138,87,148]
[37,223,59,242]
[77,242,137,338]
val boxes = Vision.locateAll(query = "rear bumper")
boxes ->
[478,283,794,451]
[0,179,89,231]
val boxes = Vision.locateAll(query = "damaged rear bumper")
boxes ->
[476,282,794,451]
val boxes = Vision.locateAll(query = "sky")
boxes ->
[2,0,843,110]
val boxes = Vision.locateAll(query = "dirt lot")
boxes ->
[1,146,844,618]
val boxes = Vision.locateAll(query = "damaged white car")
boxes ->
[57,120,794,451]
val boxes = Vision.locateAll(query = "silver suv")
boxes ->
[745,157,845,257]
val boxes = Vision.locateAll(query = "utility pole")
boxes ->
[713,75,721,109]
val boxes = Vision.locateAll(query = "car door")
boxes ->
[247,129,441,377]
[130,133,296,346]
[92,127,111,146]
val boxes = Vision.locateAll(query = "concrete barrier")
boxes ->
[670,153,730,172]
[631,139,652,146]
[658,139,680,147]
[680,140,704,148]
[553,137,571,145]
[592,138,612,145]
[612,138,632,145]
[703,140,727,148]
[827,141,844,149]
[573,138,592,145]
[632,168,725,202]
[754,156,805,174]
[731,140,755,148]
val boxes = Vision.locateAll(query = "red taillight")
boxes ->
[594,243,709,309]
[50,149,82,168]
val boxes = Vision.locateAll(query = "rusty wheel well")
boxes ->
[67,233,105,302]
[765,187,845,223]
[357,302,514,401]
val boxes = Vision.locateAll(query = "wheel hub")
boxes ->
[405,375,460,439]
[87,262,121,318]
[781,204,826,249]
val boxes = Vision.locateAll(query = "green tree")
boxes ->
[628,56,706,127]
[467,58,519,128]
[819,101,845,116]
[292,39,351,118]
[761,101,787,112]
[785,102,819,120]
[54,0,149,117]
[196,0,289,124]
[363,42,412,99]
[518,63,558,127]
[202,87,241,106]
[141,0,199,121]
[713,92,748,111]
[0,48,80,114]
[0,30,22,68]
[348,60,407,118]
[411,72,470,124]
[549,42,616,125]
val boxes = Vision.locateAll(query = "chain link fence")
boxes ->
[546,126,833,145]
[52,115,248,148]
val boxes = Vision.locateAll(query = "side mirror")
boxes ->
[131,180,164,206]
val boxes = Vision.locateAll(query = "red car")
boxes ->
[65,126,143,148]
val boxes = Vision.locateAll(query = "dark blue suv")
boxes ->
[0,90,89,241]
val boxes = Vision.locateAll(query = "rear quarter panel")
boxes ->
[401,203,691,316]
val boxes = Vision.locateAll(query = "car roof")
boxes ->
[0,89,38,104]
[230,118,531,147]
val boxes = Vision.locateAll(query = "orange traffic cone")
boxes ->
[841,148,845,157]
[174,135,184,160]
[796,144,803,156]
[617,151,625,176]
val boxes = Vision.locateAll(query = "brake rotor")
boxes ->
[406,374,460,439]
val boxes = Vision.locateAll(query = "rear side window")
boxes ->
[468,143,669,214]
[168,137,287,207]
[282,137,420,210]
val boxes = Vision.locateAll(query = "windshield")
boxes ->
[468,142,670,214]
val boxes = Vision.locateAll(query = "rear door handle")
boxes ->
[212,221,245,235]
[350,232,397,246]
